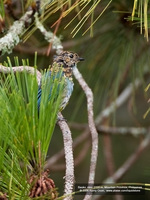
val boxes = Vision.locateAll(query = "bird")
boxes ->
[37,51,84,113]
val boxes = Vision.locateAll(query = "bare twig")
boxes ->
[0,64,41,85]
[97,125,148,137]
[69,122,148,137]
[57,112,74,200]
[73,67,98,200]
[95,79,141,125]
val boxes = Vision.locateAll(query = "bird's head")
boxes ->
[53,51,84,68]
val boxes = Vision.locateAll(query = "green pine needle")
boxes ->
[0,57,64,198]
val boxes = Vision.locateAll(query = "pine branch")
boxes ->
[0,60,64,199]
[0,1,63,56]
[0,64,41,85]
[0,10,34,56]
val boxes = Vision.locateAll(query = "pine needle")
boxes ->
[82,0,112,36]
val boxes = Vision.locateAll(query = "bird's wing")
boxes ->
[37,71,64,110]
[37,85,42,110]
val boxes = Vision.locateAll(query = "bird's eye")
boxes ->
[69,54,74,58]
[58,59,63,62]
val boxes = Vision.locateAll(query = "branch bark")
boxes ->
[73,67,98,200]
[0,10,34,56]
[57,113,74,200]
[0,65,41,85]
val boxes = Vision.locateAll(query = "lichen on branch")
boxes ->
[0,10,33,56]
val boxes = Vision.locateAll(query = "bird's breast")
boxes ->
[60,78,74,110]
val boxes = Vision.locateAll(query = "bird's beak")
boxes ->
[78,57,85,61]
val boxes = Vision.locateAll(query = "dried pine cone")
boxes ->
[29,169,57,199]
[0,192,7,200]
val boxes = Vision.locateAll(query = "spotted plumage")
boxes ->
[37,51,84,112]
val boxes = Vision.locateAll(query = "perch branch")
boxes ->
[0,64,41,85]
[57,112,74,200]
[73,67,98,200]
